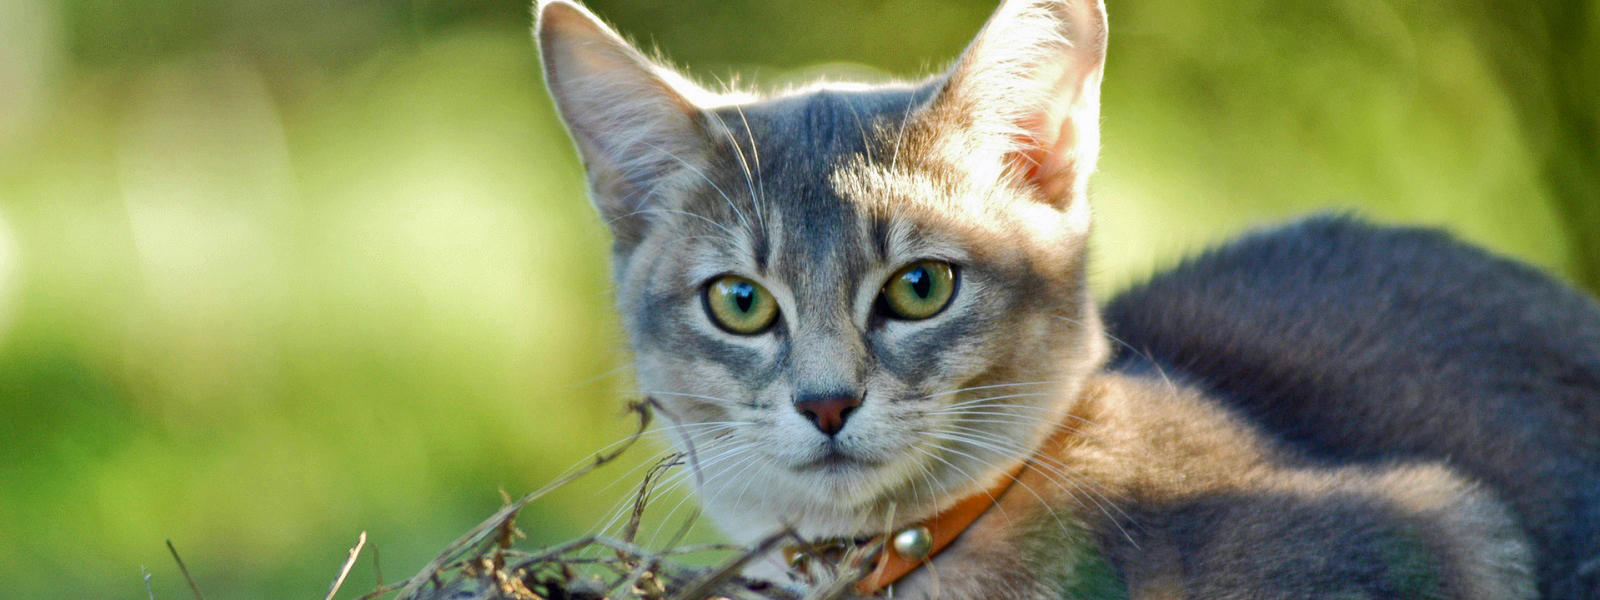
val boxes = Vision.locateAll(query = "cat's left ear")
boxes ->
[537,0,714,247]
[926,0,1108,211]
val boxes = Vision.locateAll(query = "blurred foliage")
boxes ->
[0,0,1593,597]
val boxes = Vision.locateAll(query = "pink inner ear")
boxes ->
[1007,112,1081,207]
[915,0,1108,209]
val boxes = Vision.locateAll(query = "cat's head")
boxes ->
[537,0,1109,538]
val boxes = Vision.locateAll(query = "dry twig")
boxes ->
[350,400,812,600]
[325,531,369,600]
[166,539,206,600]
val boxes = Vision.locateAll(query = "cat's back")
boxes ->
[1102,215,1600,598]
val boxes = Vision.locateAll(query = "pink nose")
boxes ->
[794,394,861,436]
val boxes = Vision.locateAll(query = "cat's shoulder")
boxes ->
[1050,373,1536,599]
[1101,214,1600,597]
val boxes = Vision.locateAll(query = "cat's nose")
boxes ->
[793,393,862,437]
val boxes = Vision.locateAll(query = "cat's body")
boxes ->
[534,0,1597,597]
[1105,216,1600,598]
[885,369,1533,599]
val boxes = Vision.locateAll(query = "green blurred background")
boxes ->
[0,0,1594,597]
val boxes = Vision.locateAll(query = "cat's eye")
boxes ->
[881,260,957,320]
[704,275,779,335]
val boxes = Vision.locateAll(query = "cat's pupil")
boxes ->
[908,268,931,298]
[734,284,755,312]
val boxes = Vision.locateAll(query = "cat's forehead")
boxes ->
[684,85,970,264]
[706,84,932,167]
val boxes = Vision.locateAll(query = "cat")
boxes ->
[535,0,1597,597]
[1103,216,1600,598]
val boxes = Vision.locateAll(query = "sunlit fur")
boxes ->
[609,100,1109,541]
[540,0,1111,543]
[538,1,1549,598]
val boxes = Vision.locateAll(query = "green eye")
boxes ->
[881,260,956,320]
[704,275,779,334]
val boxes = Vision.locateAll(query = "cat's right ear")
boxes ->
[920,0,1108,219]
[536,0,708,246]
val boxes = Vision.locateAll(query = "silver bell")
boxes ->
[891,526,933,559]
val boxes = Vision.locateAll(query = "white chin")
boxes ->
[793,453,922,502]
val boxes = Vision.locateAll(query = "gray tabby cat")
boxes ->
[537,0,1599,597]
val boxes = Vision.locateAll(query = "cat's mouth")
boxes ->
[795,448,882,473]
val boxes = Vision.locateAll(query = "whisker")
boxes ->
[936,425,1121,502]
[932,404,1101,427]
[931,409,1100,435]
[702,449,771,514]
[586,442,754,550]
[616,389,752,408]
[937,391,1064,410]
[634,136,749,233]
[731,105,767,228]
[938,399,1161,467]
[930,427,1138,545]
[909,444,1015,526]
[568,365,632,388]
[917,380,1066,401]
[907,453,941,510]
[590,424,746,496]
[645,448,763,547]
[609,207,738,239]
[1054,313,1187,410]
[706,112,759,230]
[917,437,1059,532]
[888,88,917,175]
[924,431,1096,541]
[931,410,1115,452]
[589,447,677,498]
[547,421,715,483]
[843,98,875,165]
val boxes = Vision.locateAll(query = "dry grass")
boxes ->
[343,400,879,600]
[158,400,882,600]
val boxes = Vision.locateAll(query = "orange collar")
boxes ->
[850,459,1027,595]
[779,459,1028,596]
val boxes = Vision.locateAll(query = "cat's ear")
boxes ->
[926,0,1107,211]
[537,0,710,244]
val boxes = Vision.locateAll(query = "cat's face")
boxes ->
[539,0,1109,538]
